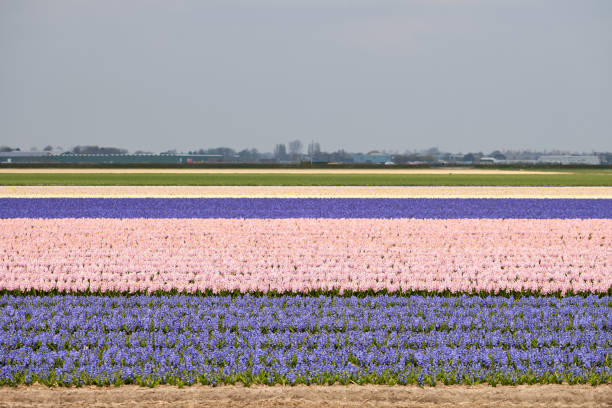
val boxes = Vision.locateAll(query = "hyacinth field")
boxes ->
[0,172,611,389]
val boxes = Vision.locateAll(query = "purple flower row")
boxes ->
[1,294,609,386]
[1,198,611,218]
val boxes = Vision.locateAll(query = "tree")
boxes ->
[72,145,128,154]
[462,152,483,163]
[43,145,53,151]
[392,154,408,164]
[307,142,321,159]
[274,144,288,160]
[238,148,259,162]
[462,153,476,163]
[489,150,506,160]
[288,140,303,160]
[205,147,235,156]
[328,149,353,163]
[425,147,440,156]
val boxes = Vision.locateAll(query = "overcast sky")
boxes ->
[1,0,610,154]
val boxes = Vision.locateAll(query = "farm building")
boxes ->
[0,152,225,164]
[536,155,601,165]
[351,152,393,164]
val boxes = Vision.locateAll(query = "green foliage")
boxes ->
[1,287,610,299]
[2,360,608,387]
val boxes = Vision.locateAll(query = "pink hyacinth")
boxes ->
[0,218,610,295]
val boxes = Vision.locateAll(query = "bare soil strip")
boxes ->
[0,384,609,408]
[0,168,569,175]
[2,185,611,198]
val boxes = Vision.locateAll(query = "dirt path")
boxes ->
[0,384,609,408]
[3,185,611,198]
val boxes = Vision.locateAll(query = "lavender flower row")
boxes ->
[1,295,609,386]
[1,198,611,219]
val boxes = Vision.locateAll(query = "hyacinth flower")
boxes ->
[0,198,611,219]
[1,218,609,295]
[0,294,609,386]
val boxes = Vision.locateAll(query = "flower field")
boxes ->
[0,182,611,388]
[2,218,610,295]
[1,295,609,387]
[1,197,612,218]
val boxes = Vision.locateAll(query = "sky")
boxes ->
[1,0,611,154]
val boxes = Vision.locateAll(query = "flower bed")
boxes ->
[1,295,609,387]
[1,198,611,218]
[1,218,610,295]
[2,192,611,387]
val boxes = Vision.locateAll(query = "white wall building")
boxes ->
[536,155,601,165]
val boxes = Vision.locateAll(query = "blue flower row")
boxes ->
[1,198,611,219]
[1,294,610,386]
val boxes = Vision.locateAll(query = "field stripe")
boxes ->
[1,198,611,219]
[2,218,610,294]
[2,172,611,186]
[0,168,570,174]
[1,384,610,407]
[2,185,612,198]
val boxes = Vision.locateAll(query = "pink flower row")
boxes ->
[2,218,610,294]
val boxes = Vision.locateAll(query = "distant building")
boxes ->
[445,154,465,163]
[0,150,55,163]
[477,156,499,164]
[352,151,393,164]
[0,150,54,157]
[0,152,225,164]
[537,155,601,165]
